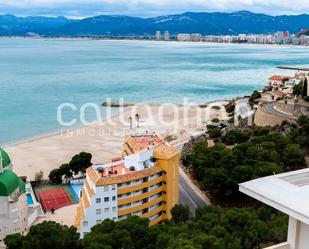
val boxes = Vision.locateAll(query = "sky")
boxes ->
[0,0,308,18]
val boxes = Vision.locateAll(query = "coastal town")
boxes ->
[0,65,308,248]
[154,30,309,46]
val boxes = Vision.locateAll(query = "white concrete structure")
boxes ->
[155,31,161,41]
[177,34,191,42]
[0,149,28,249]
[163,31,170,41]
[240,168,309,249]
[75,134,179,238]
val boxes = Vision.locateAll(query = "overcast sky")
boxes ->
[0,0,308,18]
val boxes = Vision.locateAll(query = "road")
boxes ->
[263,102,295,119]
[175,143,210,215]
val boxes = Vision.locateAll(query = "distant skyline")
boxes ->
[0,0,308,18]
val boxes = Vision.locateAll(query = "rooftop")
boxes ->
[0,148,11,168]
[125,134,164,153]
[239,168,309,225]
[269,75,290,81]
[95,163,132,178]
[87,134,178,186]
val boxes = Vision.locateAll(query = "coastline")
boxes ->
[0,36,308,49]
[6,100,229,180]
[2,100,230,148]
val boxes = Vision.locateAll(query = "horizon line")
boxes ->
[1,10,308,20]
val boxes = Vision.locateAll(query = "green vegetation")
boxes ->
[4,221,80,249]
[48,152,92,184]
[208,127,222,139]
[225,101,235,114]
[5,205,287,249]
[211,105,221,110]
[249,90,261,107]
[293,79,308,98]
[185,116,308,204]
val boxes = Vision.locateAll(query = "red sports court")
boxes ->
[37,188,73,212]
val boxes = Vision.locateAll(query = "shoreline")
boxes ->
[5,100,229,180]
[0,36,308,48]
[3,100,230,149]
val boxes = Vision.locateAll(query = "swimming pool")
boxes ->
[26,193,34,205]
[70,184,83,200]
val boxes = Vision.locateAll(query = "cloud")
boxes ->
[0,0,308,17]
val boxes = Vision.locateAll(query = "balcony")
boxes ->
[264,242,290,249]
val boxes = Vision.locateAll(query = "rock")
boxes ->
[102,101,134,107]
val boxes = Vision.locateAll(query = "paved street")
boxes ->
[175,143,210,215]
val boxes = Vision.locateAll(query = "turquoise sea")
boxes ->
[1,38,309,145]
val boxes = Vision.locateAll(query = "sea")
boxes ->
[1,38,309,145]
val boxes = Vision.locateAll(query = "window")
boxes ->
[82,221,88,227]
[112,196,116,201]
[104,186,109,192]
[104,207,110,213]
[96,198,101,204]
[96,209,101,215]
[96,220,101,224]
[118,183,122,187]
[83,232,88,237]
[112,185,116,190]
[104,197,109,202]
[112,207,116,212]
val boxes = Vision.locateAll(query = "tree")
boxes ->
[5,207,288,249]
[59,163,73,181]
[249,90,261,106]
[171,204,192,224]
[4,233,23,249]
[5,221,80,249]
[209,127,221,139]
[48,169,63,184]
[282,144,305,170]
[69,152,92,175]
[293,82,303,96]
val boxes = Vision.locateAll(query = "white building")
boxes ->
[0,148,28,249]
[75,134,179,238]
[155,31,161,41]
[275,31,285,44]
[176,34,191,42]
[190,33,202,42]
[240,168,309,249]
[163,31,170,41]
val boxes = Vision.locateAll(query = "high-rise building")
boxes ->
[163,31,170,41]
[274,31,285,44]
[0,148,28,249]
[75,134,179,238]
[155,31,161,41]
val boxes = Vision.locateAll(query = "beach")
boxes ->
[5,102,228,181]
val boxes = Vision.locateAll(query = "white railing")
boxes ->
[263,242,290,249]
[70,178,84,184]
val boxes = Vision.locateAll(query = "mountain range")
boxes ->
[1,11,309,36]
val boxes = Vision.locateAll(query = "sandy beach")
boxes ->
[5,102,228,181]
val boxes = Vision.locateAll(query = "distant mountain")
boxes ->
[1,11,309,36]
[0,14,75,35]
